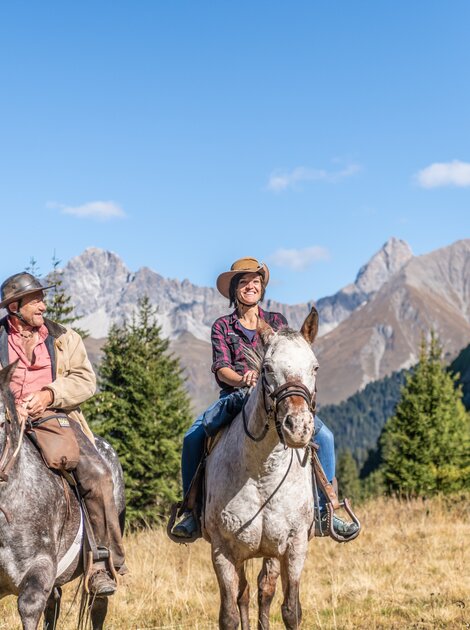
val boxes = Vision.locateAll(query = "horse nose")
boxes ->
[285,415,295,432]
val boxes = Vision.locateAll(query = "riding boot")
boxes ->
[72,423,126,577]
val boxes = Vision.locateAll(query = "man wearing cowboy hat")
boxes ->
[0,272,126,596]
[172,257,359,540]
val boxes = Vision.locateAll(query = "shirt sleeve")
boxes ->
[211,318,233,374]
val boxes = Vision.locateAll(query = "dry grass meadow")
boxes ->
[1,496,469,629]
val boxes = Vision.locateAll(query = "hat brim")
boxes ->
[216,264,269,299]
[0,285,55,310]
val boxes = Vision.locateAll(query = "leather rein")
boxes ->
[242,373,316,444]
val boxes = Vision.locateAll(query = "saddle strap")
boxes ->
[311,447,341,510]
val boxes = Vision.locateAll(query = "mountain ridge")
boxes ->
[65,237,470,406]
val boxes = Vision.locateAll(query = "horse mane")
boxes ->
[242,328,299,375]
[242,345,264,374]
[0,363,22,438]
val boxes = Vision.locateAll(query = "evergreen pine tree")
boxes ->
[84,297,192,527]
[25,256,41,276]
[336,450,361,501]
[44,254,88,336]
[381,332,470,496]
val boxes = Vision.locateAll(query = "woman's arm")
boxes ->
[211,318,258,387]
[217,366,257,387]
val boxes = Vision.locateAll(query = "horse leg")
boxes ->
[17,559,55,630]
[257,558,280,630]
[237,564,250,630]
[211,544,241,630]
[90,596,109,629]
[279,540,308,630]
[43,587,62,630]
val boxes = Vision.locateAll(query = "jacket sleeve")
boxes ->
[46,329,97,410]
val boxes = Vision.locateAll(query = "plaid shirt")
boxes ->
[211,307,288,392]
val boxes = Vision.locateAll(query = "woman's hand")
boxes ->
[216,366,258,388]
[240,370,258,387]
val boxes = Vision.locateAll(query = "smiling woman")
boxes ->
[170,256,359,543]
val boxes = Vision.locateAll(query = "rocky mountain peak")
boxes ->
[355,238,413,295]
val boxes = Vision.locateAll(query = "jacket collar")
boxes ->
[0,316,66,374]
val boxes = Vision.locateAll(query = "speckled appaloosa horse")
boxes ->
[0,363,125,630]
[203,308,319,630]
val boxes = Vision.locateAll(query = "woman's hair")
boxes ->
[229,272,266,308]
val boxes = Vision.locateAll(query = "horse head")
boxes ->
[256,307,319,449]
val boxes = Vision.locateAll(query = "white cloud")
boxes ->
[415,160,470,188]
[48,200,126,220]
[268,246,330,271]
[267,163,361,192]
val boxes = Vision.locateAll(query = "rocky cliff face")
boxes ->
[315,239,470,403]
[63,238,470,409]
[62,238,412,341]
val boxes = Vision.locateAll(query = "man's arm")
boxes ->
[44,329,96,410]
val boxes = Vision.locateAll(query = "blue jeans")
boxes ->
[312,417,335,510]
[181,390,244,496]
[181,393,336,506]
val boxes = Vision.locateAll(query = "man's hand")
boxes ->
[22,389,54,418]
[240,370,258,388]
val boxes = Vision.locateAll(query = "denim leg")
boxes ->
[181,412,208,497]
[313,416,336,510]
[181,391,246,497]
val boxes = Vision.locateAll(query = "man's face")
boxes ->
[10,290,47,327]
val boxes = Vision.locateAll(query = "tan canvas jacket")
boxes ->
[0,316,96,442]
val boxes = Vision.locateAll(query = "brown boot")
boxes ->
[88,568,117,597]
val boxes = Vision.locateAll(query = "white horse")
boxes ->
[203,308,319,630]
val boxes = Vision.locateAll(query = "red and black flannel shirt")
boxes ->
[211,307,288,392]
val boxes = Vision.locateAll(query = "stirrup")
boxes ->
[167,503,201,543]
[324,498,361,543]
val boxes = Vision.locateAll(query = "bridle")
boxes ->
[242,371,316,445]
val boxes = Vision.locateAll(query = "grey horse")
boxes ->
[203,308,319,630]
[0,362,125,629]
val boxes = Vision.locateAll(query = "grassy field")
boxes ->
[1,496,469,629]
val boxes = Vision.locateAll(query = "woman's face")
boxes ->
[236,272,262,306]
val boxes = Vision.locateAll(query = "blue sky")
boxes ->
[1,2,469,304]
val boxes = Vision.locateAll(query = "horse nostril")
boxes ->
[285,415,294,431]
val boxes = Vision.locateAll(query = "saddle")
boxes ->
[26,413,119,589]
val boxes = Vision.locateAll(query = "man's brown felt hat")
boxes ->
[216,257,270,299]
[0,272,55,310]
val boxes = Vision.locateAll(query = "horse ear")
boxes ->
[257,318,275,345]
[300,307,319,345]
[0,361,18,392]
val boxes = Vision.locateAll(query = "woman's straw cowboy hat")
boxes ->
[0,273,55,310]
[216,257,270,299]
